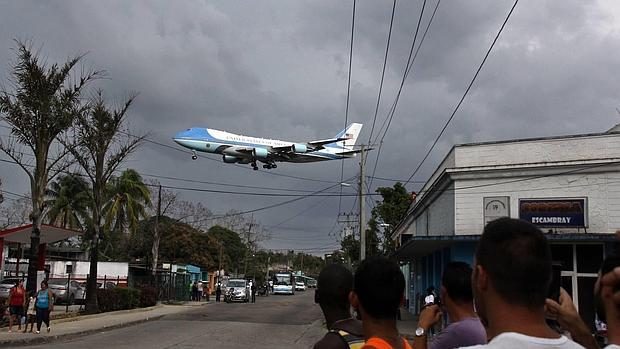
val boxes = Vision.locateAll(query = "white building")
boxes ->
[392,126,620,330]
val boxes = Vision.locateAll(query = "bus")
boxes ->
[273,272,295,295]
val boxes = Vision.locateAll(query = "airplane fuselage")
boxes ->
[173,126,360,170]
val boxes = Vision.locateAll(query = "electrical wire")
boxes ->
[368,0,441,190]
[403,0,520,186]
[368,0,397,144]
[338,0,357,215]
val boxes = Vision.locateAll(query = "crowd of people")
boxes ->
[313,217,620,349]
[6,280,54,334]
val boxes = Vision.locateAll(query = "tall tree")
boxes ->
[0,196,32,230]
[0,40,100,292]
[102,169,151,260]
[371,182,412,254]
[68,91,144,313]
[44,173,91,230]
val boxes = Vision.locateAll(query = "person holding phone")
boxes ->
[462,218,582,349]
[412,262,486,349]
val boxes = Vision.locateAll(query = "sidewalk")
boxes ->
[0,302,209,347]
[397,308,419,340]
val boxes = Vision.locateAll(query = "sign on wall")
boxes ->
[519,198,587,228]
[484,197,511,224]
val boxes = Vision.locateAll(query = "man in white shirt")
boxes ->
[462,217,583,349]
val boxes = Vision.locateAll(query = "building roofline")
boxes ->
[454,129,620,148]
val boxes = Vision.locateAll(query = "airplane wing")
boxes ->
[334,148,370,156]
[270,136,350,153]
[307,136,350,148]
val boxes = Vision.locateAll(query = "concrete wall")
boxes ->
[48,261,128,279]
[454,172,620,235]
[409,185,455,236]
[455,134,620,168]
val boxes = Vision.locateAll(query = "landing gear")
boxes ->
[261,161,278,170]
[191,151,198,160]
[252,162,259,170]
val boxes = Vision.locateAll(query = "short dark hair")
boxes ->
[317,264,353,311]
[476,217,551,308]
[354,256,405,320]
[441,262,473,303]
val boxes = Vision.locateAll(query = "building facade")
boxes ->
[392,128,620,330]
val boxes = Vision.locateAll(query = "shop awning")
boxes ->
[392,233,617,261]
[0,224,83,244]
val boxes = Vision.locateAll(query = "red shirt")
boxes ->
[9,286,24,306]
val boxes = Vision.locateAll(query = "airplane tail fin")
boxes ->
[332,123,363,151]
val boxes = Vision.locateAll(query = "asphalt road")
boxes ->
[13,290,326,349]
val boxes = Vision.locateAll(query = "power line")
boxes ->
[368,0,441,190]
[0,141,340,194]
[368,0,397,144]
[339,0,357,215]
[403,0,519,186]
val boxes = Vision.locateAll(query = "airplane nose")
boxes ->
[174,129,190,140]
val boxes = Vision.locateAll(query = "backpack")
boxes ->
[329,329,365,349]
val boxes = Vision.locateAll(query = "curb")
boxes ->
[0,314,166,348]
[52,304,164,325]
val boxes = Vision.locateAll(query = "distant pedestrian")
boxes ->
[191,281,198,301]
[251,281,256,303]
[8,279,25,333]
[216,283,222,302]
[197,281,204,301]
[23,292,35,333]
[35,280,54,334]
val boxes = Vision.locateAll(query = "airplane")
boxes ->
[173,123,363,170]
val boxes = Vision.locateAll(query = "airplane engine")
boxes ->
[237,158,252,164]
[222,155,240,163]
[253,147,269,159]
[292,143,308,153]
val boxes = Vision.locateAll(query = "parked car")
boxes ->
[295,281,306,291]
[306,279,317,288]
[48,279,85,305]
[0,278,21,299]
[224,279,249,303]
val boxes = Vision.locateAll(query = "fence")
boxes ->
[129,266,191,302]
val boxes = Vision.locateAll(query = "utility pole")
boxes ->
[300,253,304,274]
[243,214,254,277]
[151,184,162,278]
[359,145,366,261]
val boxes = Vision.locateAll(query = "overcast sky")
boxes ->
[1,0,620,254]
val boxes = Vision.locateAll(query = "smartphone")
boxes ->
[548,262,562,302]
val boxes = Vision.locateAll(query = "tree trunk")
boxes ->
[25,227,40,294]
[84,225,100,314]
[85,187,102,314]
[151,225,160,278]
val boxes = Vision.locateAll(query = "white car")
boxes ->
[295,281,306,291]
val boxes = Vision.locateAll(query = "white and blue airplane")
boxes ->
[173,123,363,170]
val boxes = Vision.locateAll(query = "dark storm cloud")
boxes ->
[1,0,620,253]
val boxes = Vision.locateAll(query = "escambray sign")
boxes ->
[519,198,587,228]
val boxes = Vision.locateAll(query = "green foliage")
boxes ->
[206,225,247,273]
[101,169,151,261]
[130,216,216,269]
[97,287,143,312]
[137,284,157,307]
[96,289,120,313]
[115,287,141,310]
[44,173,91,230]
[371,182,412,254]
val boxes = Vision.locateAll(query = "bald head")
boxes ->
[316,264,353,311]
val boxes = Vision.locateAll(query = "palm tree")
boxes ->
[44,174,91,230]
[102,169,151,259]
